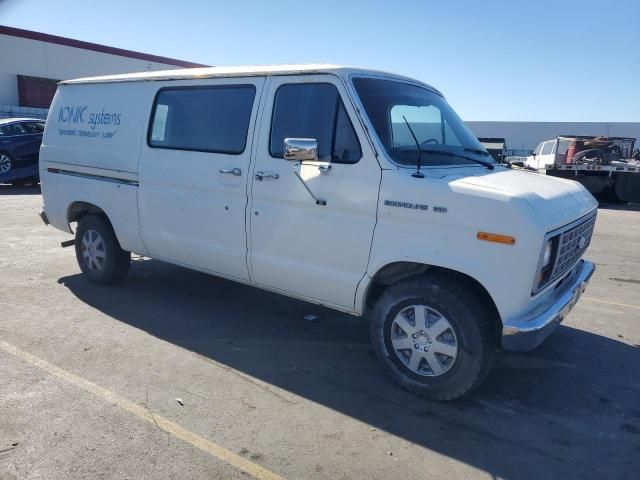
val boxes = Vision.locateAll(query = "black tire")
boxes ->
[370,274,496,401]
[74,214,130,285]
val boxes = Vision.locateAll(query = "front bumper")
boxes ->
[501,259,596,351]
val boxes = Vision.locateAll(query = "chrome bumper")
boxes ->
[501,260,596,351]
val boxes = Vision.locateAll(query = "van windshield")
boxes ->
[352,77,492,167]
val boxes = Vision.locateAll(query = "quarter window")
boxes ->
[269,83,361,164]
[557,139,571,155]
[149,85,256,154]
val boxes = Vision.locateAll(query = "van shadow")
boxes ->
[58,259,640,480]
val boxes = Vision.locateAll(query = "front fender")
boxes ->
[358,170,544,322]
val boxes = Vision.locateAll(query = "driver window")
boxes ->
[269,83,361,164]
[533,142,543,155]
[390,105,462,148]
[541,141,555,155]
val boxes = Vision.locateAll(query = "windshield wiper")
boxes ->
[420,149,494,170]
[464,147,491,157]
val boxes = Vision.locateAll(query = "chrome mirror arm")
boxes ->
[293,170,326,206]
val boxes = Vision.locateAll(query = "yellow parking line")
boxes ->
[582,297,640,311]
[0,340,285,480]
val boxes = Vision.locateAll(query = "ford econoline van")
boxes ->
[39,65,597,400]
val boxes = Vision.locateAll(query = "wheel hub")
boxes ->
[81,229,106,271]
[413,331,433,350]
[390,305,458,377]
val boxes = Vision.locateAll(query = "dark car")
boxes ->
[0,118,45,186]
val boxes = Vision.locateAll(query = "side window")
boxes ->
[269,83,361,164]
[541,141,555,155]
[148,85,256,154]
[23,122,45,133]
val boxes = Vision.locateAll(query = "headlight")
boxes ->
[542,240,553,268]
[534,235,559,293]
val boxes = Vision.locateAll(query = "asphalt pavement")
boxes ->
[1,185,638,480]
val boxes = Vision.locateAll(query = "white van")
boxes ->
[39,65,597,400]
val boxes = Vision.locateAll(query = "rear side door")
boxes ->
[248,75,381,309]
[138,77,265,281]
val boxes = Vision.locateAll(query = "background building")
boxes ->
[0,25,206,119]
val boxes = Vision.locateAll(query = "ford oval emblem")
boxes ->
[578,236,586,249]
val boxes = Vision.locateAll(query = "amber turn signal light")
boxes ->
[477,232,516,245]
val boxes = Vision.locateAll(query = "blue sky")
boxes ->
[1,0,638,121]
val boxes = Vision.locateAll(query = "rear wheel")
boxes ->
[370,274,496,401]
[75,215,130,285]
[0,152,12,176]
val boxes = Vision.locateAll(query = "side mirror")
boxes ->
[283,138,318,162]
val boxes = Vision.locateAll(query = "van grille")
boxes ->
[551,213,596,280]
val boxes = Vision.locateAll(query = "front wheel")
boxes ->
[370,275,496,401]
[75,214,131,285]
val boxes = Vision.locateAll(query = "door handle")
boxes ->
[219,167,242,176]
[255,171,280,181]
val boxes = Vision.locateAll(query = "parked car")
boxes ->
[0,117,45,185]
[39,65,597,400]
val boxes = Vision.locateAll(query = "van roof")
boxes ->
[59,64,441,94]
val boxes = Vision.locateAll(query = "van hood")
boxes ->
[448,167,597,230]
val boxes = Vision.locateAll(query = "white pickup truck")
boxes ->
[39,65,597,400]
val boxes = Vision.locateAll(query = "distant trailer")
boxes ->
[542,136,640,203]
[547,162,640,203]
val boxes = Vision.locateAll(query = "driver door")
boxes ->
[248,75,381,309]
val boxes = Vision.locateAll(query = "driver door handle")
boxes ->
[255,171,280,181]
[219,167,242,176]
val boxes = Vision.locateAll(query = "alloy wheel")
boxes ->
[0,154,11,174]
[390,304,459,376]
[81,229,107,271]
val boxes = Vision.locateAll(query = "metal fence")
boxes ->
[0,105,49,120]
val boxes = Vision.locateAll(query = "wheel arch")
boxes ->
[361,261,502,343]
[66,201,114,233]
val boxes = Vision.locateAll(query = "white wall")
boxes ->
[0,33,189,106]
[0,73,18,105]
[467,121,640,151]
